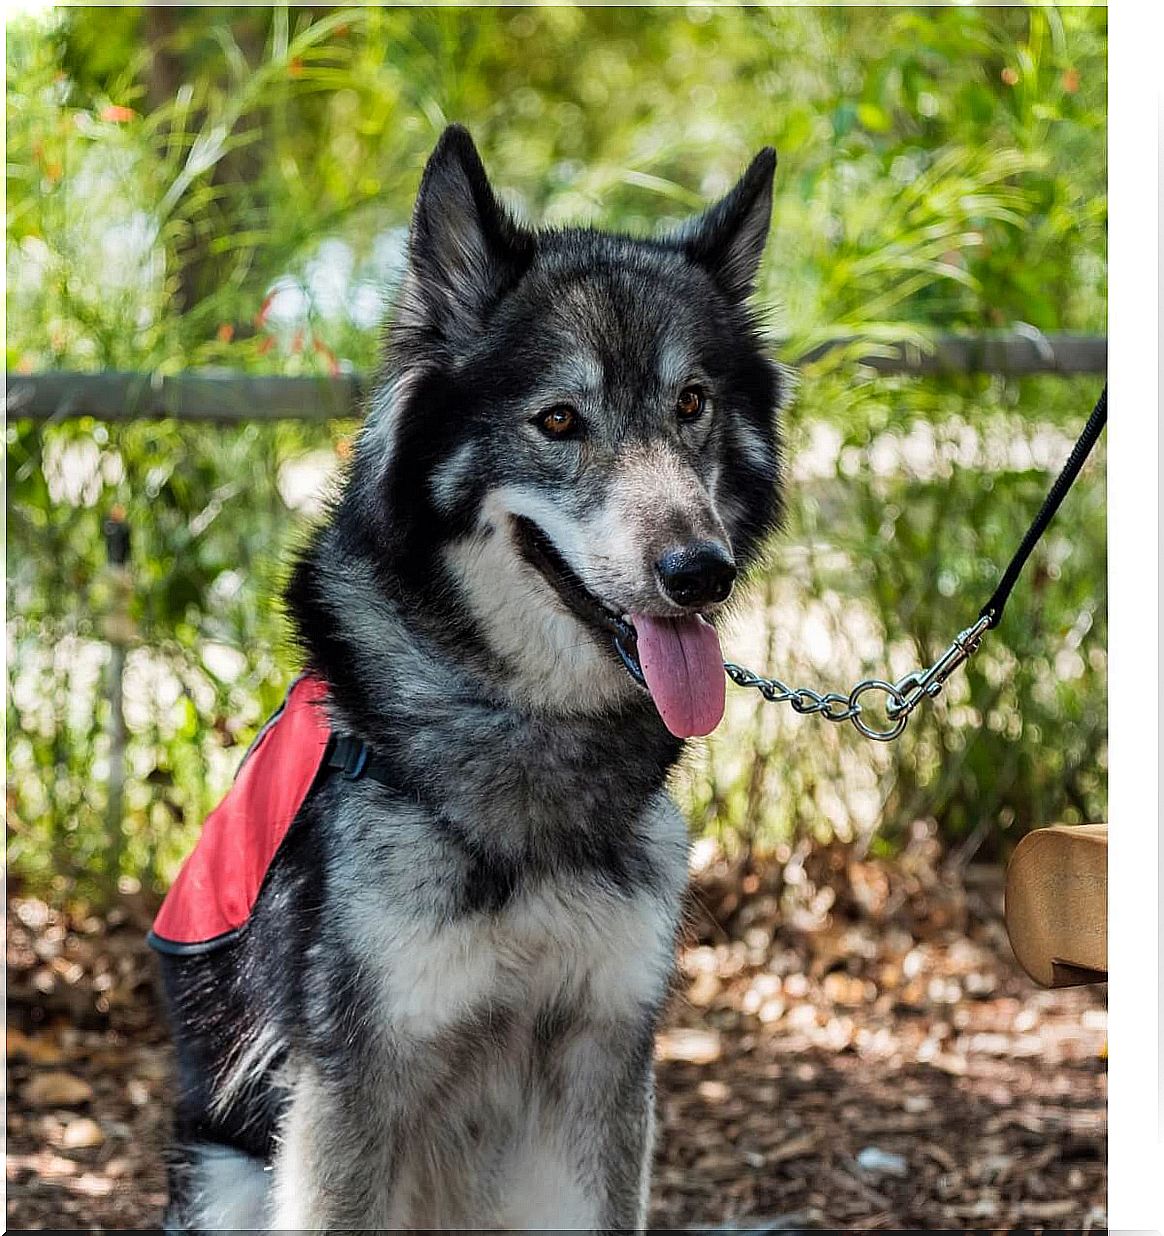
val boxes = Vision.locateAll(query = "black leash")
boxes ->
[724,384,1107,740]
[979,384,1107,629]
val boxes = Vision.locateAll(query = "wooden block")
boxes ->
[1004,824,1107,988]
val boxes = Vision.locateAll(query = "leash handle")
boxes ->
[725,384,1107,740]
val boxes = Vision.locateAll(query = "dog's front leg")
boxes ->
[269,1062,398,1230]
[513,1022,657,1232]
[587,1033,658,1231]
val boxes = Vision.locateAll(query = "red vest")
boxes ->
[149,675,331,954]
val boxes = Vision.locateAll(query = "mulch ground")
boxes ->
[7,836,1106,1231]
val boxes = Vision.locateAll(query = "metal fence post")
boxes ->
[101,506,132,888]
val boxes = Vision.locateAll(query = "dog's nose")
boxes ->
[655,542,737,609]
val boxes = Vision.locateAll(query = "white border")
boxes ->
[0,4,1155,1230]
[1108,0,1162,1230]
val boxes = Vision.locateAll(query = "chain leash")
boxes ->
[722,614,991,742]
[719,384,1106,743]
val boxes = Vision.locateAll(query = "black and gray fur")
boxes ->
[159,125,785,1230]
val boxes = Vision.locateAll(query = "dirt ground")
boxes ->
[7,838,1106,1231]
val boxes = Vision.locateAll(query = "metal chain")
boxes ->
[720,388,1104,742]
[723,614,992,742]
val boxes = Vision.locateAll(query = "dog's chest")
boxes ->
[345,874,678,1036]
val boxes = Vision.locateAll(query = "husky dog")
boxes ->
[156,125,784,1230]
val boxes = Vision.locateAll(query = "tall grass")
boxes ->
[6,6,1106,899]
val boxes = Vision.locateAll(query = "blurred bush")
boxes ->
[5,6,1106,900]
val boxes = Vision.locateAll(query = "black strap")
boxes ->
[325,733,405,790]
[978,384,1107,629]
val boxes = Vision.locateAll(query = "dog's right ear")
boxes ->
[680,146,777,302]
[397,126,533,345]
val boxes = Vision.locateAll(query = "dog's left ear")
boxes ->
[399,125,533,343]
[680,147,777,302]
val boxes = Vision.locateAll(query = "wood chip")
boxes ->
[656,1028,722,1065]
[61,1117,105,1149]
[23,1071,94,1108]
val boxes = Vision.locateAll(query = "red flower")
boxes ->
[216,323,235,344]
[255,292,275,328]
[256,335,275,356]
[289,56,304,78]
[313,338,341,377]
[1000,67,1019,87]
[99,104,137,123]
[1062,68,1080,94]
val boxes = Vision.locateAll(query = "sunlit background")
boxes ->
[7,6,1107,902]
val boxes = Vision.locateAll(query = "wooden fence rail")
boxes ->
[5,333,1106,425]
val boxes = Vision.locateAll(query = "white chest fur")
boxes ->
[345,877,679,1037]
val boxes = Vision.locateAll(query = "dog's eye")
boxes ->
[676,386,706,423]
[535,405,580,439]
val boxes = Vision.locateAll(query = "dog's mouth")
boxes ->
[511,516,726,738]
[511,515,641,673]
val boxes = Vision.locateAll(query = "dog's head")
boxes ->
[359,126,784,736]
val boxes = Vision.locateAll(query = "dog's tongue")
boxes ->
[630,613,726,739]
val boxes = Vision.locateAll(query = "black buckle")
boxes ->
[330,734,369,780]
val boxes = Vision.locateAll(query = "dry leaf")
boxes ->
[768,1133,819,1165]
[655,1028,721,1065]
[7,1027,67,1065]
[61,1117,104,1149]
[687,971,721,1008]
[24,1071,94,1108]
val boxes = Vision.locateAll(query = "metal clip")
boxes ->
[723,612,991,742]
[887,614,991,722]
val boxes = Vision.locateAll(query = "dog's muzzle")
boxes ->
[510,515,645,684]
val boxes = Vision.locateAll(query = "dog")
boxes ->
[152,125,785,1230]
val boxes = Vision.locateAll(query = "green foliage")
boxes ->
[682,373,1106,861]
[6,7,1106,899]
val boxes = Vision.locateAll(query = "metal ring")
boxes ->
[849,680,909,741]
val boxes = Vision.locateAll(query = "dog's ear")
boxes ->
[398,125,532,342]
[680,147,776,302]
